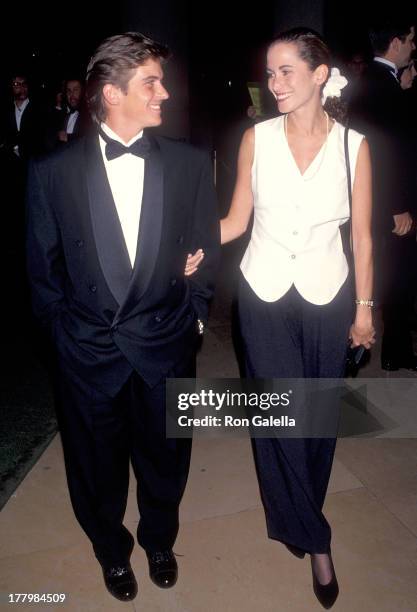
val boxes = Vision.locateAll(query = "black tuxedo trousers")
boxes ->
[57,356,194,566]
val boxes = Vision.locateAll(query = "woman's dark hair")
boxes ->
[269,27,347,123]
[86,32,170,124]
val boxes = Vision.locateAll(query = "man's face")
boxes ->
[12,76,28,102]
[396,26,416,68]
[347,54,367,79]
[116,58,169,129]
[66,80,83,110]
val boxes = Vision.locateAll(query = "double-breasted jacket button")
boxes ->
[89,285,97,292]
[171,278,177,287]
[76,240,84,247]
[177,235,184,244]
[155,315,162,323]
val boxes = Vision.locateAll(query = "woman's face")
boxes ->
[266,42,327,114]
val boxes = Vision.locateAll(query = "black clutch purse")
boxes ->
[346,343,366,367]
[346,342,366,376]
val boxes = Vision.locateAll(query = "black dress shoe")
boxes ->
[382,356,417,372]
[146,550,178,588]
[285,543,306,559]
[381,357,399,371]
[310,553,339,609]
[401,356,417,371]
[102,564,138,601]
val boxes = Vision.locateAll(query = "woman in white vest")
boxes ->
[224,28,374,609]
[186,27,375,608]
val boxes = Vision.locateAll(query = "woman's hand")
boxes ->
[184,249,204,276]
[400,60,417,90]
[349,309,376,349]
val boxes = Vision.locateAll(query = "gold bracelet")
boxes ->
[355,299,374,308]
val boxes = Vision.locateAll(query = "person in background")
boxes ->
[0,72,45,166]
[349,15,417,371]
[57,77,91,144]
[0,72,45,247]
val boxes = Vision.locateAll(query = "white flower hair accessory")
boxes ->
[321,67,348,105]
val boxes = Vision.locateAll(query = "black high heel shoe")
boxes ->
[285,543,306,559]
[310,552,339,609]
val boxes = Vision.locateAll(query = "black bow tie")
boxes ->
[99,128,151,161]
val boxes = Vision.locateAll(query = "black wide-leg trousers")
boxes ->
[238,274,353,553]
[56,357,194,568]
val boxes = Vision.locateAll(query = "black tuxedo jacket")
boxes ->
[44,107,93,151]
[348,60,416,233]
[0,100,45,162]
[26,131,220,396]
[66,110,92,142]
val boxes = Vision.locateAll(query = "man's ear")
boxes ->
[390,36,401,55]
[102,83,122,107]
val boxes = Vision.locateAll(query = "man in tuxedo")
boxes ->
[45,78,91,151]
[26,32,219,602]
[349,16,417,371]
[0,73,45,165]
[0,73,46,251]
[57,78,91,144]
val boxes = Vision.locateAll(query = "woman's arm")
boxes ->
[184,127,255,275]
[350,138,376,349]
[221,127,255,244]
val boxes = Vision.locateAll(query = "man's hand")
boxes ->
[392,211,413,236]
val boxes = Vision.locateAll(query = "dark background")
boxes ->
[2,0,415,144]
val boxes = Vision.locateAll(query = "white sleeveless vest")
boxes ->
[240,116,364,305]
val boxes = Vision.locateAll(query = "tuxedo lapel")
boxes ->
[373,61,400,88]
[84,134,132,306]
[117,133,164,319]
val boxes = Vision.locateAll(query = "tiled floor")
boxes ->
[1,262,416,611]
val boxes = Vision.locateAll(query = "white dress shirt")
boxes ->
[240,116,364,305]
[99,123,145,267]
[15,98,30,131]
[66,110,79,134]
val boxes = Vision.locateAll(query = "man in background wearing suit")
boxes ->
[349,16,416,371]
[57,78,91,144]
[26,32,219,602]
[1,73,45,253]
[0,73,45,164]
